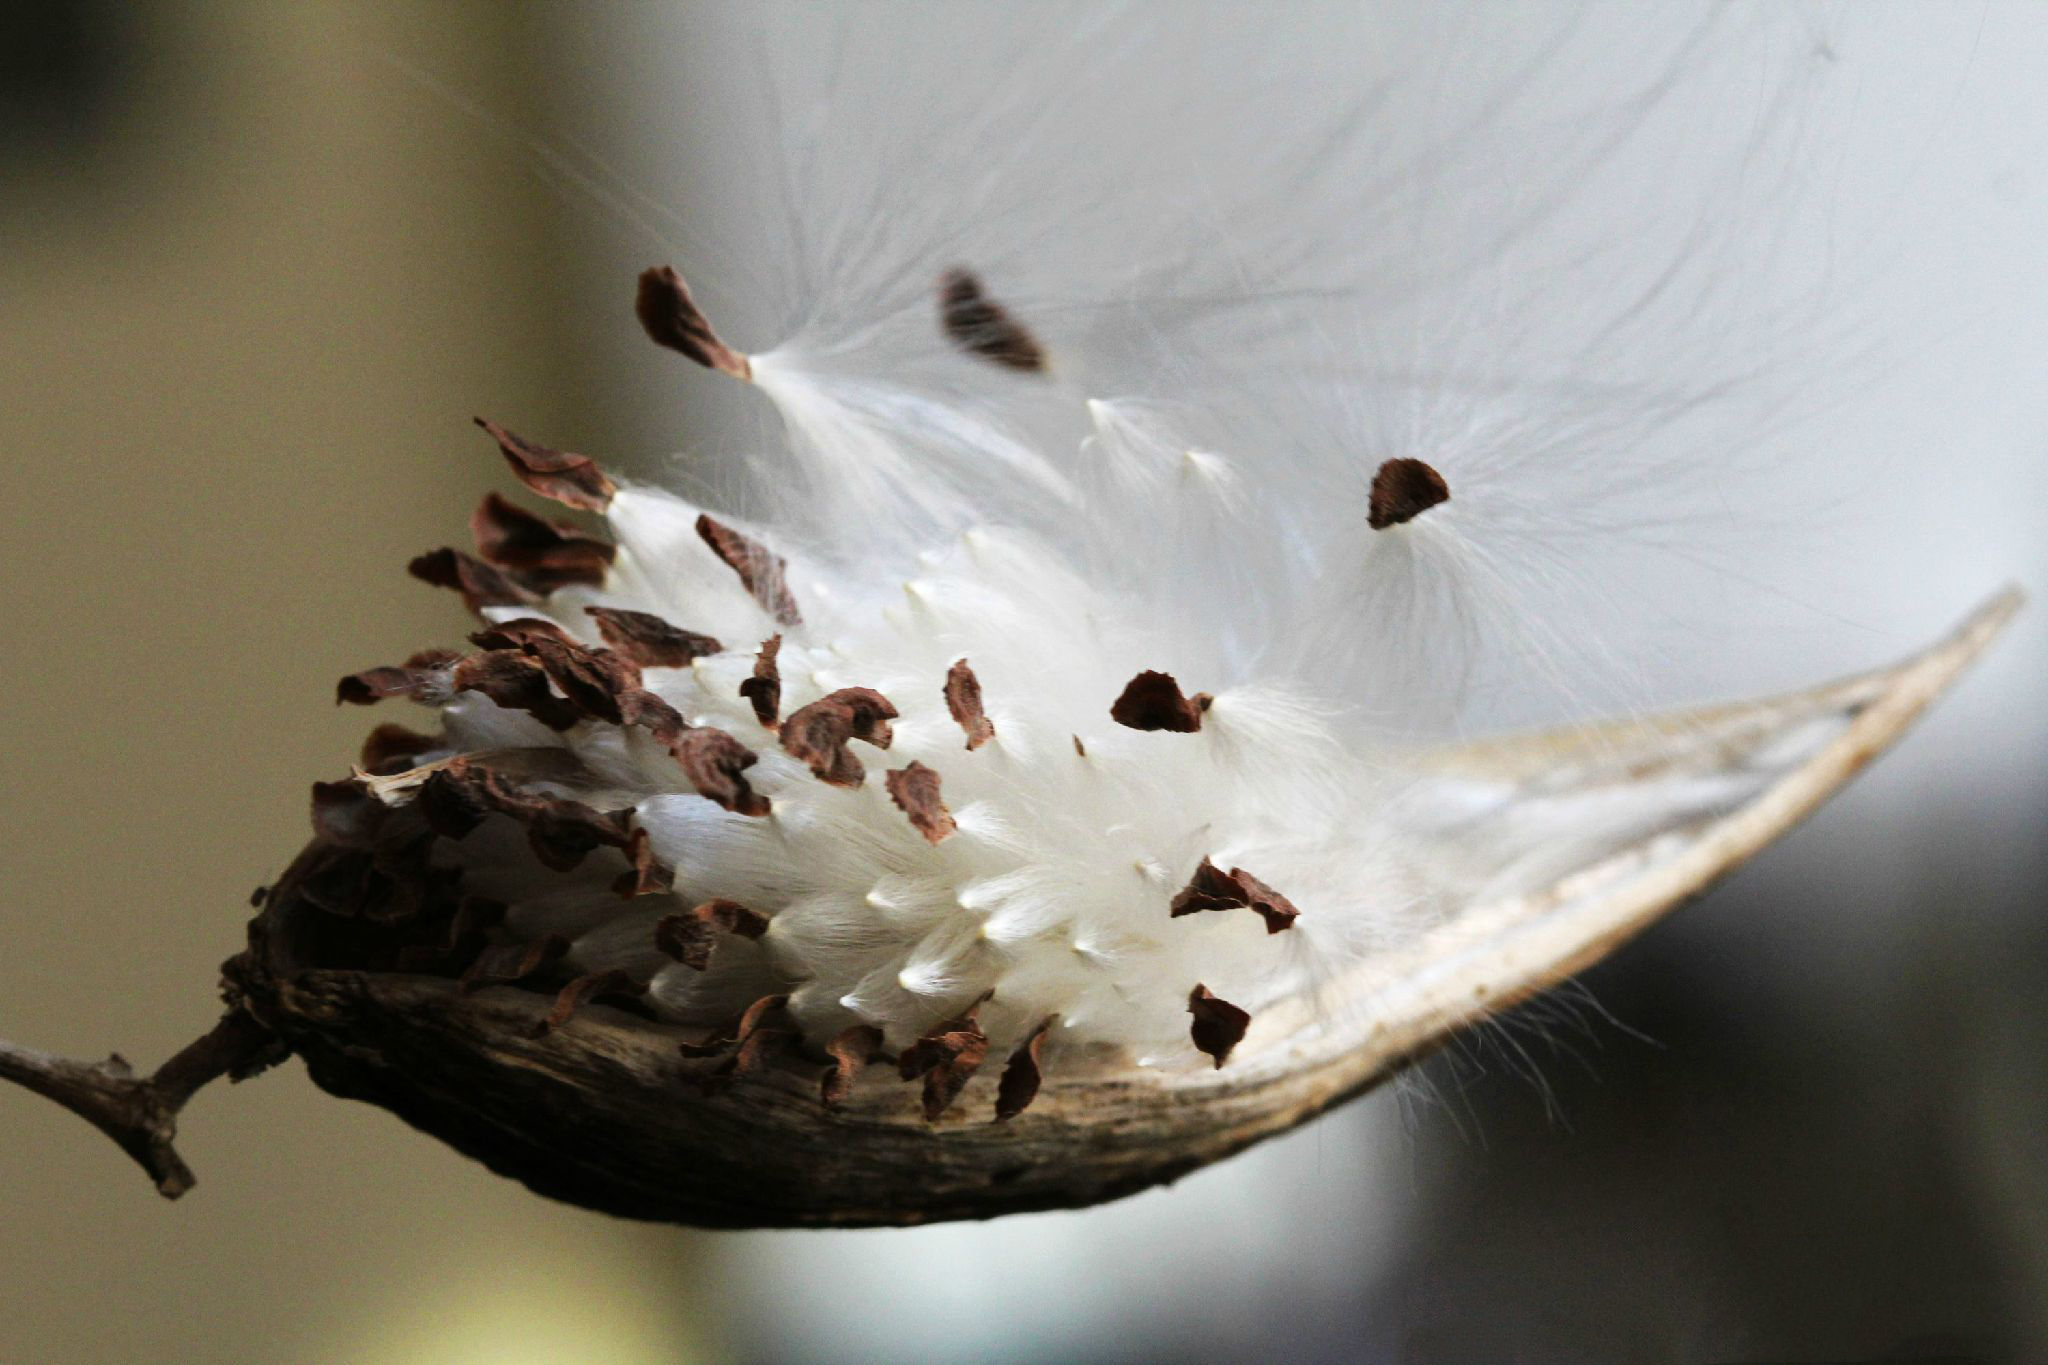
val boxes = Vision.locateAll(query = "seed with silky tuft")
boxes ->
[1367,457,1451,529]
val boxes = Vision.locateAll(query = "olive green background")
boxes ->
[0,6,726,1361]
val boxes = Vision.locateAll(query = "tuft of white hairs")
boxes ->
[363,6,1914,1081]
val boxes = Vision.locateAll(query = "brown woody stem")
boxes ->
[0,1010,277,1199]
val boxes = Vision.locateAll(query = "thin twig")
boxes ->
[0,1011,278,1199]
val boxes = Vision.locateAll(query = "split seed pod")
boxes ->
[0,349,2014,1221]
[0,43,2024,1219]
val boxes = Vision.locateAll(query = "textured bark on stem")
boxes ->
[0,1012,281,1199]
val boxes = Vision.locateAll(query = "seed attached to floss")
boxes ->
[635,264,753,382]
[656,899,772,972]
[944,657,997,750]
[1170,858,1301,934]
[1109,670,1213,732]
[473,417,616,512]
[695,514,803,626]
[585,606,723,668]
[1186,985,1252,1068]
[738,633,784,726]
[886,762,958,845]
[469,493,616,591]
[1367,456,1451,529]
[936,266,1048,373]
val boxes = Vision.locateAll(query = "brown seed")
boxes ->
[474,417,616,513]
[407,548,539,616]
[1367,457,1450,530]
[994,1016,1056,1121]
[886,762,957,845]
[618,687,689,748]
[521,636,643,726]
[469,493,614,592]
[459,934,570,995]
[779,688,899,787]
[670,727,772,817]
[635,265,752,381]
[584,606,723,668]
[468,617,576,652]
[738,634,783,727]
[944,658,996,750]
[655,899,770,972]
[678,993,789,1059]
[1109,670,1212,733]
[936,267,1047,373]
[610,827,675,899]
[1169,858,1300,934]
[450,650,583,731]
[695,514,802,626]
[898,1003,990,1123]
[820,1024,886,1109]
[335,651,457,707]
[1187,984,1251,1068]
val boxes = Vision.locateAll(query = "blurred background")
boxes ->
[1,4,2042,1361]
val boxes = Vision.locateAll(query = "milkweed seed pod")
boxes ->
[0,9,2023,1227]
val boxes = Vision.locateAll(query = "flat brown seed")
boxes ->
[738,634,782,727]
[1367,457,1451,529]
[944,658,996,750]
[524,636,643,726]
[1109,670,1212,733]
[635,265,752,381]
[886,762,957,844]
[450,650,583,731]
[1187,984,1252,1068]
[898,999,991,1122]
[1169,858,1300,934]
[779,687,899,787]
[670,727,771,816]
[619,687,688,747]
[655,898,769,971]
[994,1016,1056,1121]
[474,417,616,512]
[610,827,675,899]
[584,606,722,668]
[695,514,802,626]
[1227,867,1301,934]
[470,492,615,591]
[417,759,537,840]
[937,267,1047,373]
[408,547,539,616]
[336,653,455,707]
[820,1024,886,1109]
